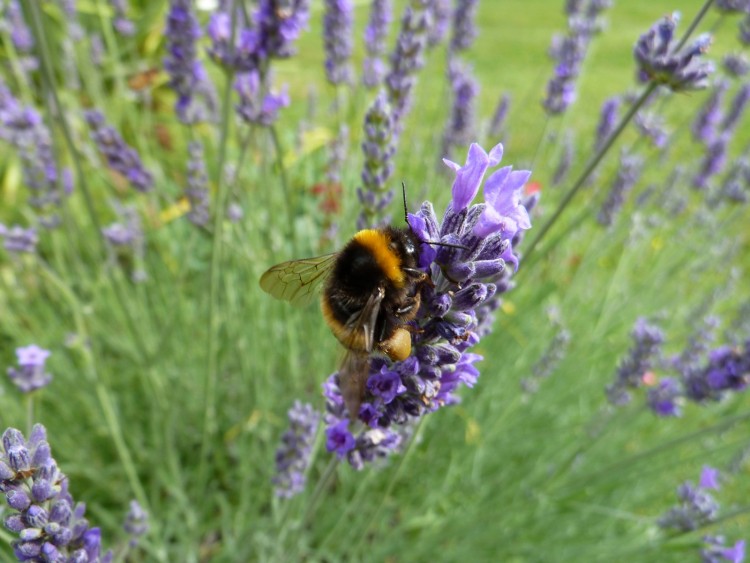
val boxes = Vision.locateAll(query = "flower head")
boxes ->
[85,111,153,192]
[164,0,218,124]
[0,224,38,254]
[634,14,715,91]
[273,401,320,498]
[0,425,112,562]
[123,500,149,547]
[7,345,52,393]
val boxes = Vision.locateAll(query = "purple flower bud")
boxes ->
[185,141,210,227]
[647,377,683,417]
[325,419,356,457]
[367,367,407,403]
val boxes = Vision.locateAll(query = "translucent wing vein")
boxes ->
[259,253,338,307]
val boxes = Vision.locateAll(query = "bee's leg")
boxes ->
[395,296,419,315]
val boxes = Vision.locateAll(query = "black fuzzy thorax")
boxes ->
[324,226,422,344]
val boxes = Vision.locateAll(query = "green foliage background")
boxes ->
[0,0,748,561]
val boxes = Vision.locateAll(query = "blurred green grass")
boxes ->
[1,0,749,561]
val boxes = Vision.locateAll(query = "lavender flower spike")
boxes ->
[234,71,290,127]
[658,467,720,532]
[449,0,479,52]
[702,537,746,563]
[363,0,392,89]
[597,151,643,227]
[185,141,210,227]
[441,59,479,159]
[85,111,154,192]
[692,80,729,145]
[606,317,664,406]
[123,500,149,547]
[0,224,38,254]
[634,14,715,92]
[323,141,532,469]
[323,0,354,86]
[273,401,320,498]
[595,96,620,152]
[357,92,396,229]
[385,0,430,131]
[0,425,113,562]
[488,92,511,141]
[164,0,218,124]
[7,345,52,393]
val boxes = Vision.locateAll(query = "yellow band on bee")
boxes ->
[353,229,405,287]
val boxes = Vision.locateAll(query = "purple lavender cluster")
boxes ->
[325,142,532,469]
[234,71,290,126]
[323,0,354,86]
[605,317,665,407]
[702,536,746,563]
[543,0,611,114]
[363,0,392,89]
[84,111,153,192]
[3,0,38,72]
[692,80,750,189]
[610,314,750,417]
[449,0,479,53]
[110,0,135,36]
[0,425,112,562]
[0,224,38,254]
[0,81,72,228]
[357,93,396,229]
[207,1,310,70]
[207,3,306,126]
[385,0,430,130]
[634,13,714,92]
[272,401,320,497]
[597,150,643,227]
[164,0,218,124]
[659,466,721,532]
[442,59,479,159]
[7,345,52,394]
[102,203,147,283]
[184,142,210,227]
[122,500,149,547]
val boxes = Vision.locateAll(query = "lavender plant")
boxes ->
[0,425,112,561]
[324,142,531,468]
[6,345,52,393]
[363,0,392,89]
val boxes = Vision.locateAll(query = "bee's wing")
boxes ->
[259,253,338,307]
[337,287,386,419]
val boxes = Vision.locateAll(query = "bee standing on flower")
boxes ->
[260,192,433,420]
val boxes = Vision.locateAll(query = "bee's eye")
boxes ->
[403,240,415,255]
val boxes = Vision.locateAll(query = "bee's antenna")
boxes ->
[402,181,408,224]
[426,240,470,251]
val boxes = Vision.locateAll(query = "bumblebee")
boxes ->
[259,224,431,420]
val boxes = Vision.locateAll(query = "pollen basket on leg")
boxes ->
[352,229,405,287]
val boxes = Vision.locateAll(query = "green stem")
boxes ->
[673,0,716,53]
[350,418,427,555]
[268,125,297,254]
[199,0,237,487]
[302,456,340,528]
